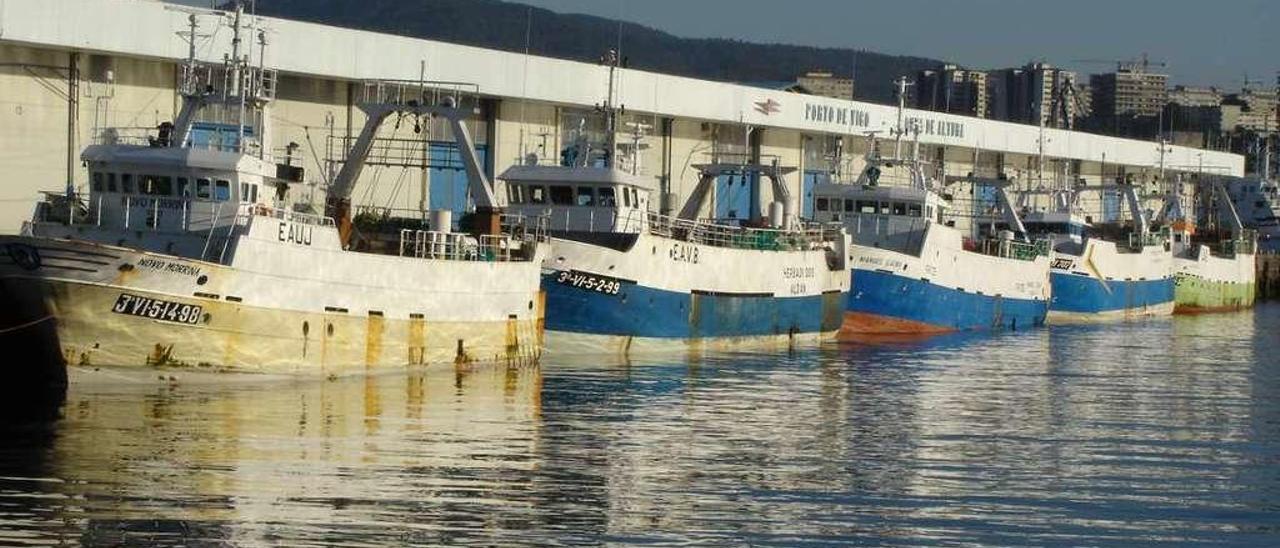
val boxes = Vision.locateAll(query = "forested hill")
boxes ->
[249,0,943,104]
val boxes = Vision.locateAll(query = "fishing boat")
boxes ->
[811,139,1051,336]
[1019,183,1175,323]
[1159,179,1257,313]
[1217,176,1280,253]
[0,4,545,379]
[496,52,848,354]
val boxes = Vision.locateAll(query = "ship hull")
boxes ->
[1172,251,1256,314]
[841,225,1051,336]
[1047,240,1175,323]
[843,269,1049,335]
[541,230,848,355]
[0,234,545,377]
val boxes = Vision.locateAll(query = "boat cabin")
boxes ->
[499,165,654,234]
[1021,211,1089,244]
[70,144,279,234]
[811,182,947,254]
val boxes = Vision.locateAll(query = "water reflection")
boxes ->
[1,307,1278,545]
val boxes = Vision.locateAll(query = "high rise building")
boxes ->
[987,63,1078,129]
[794,71,855,100]
[1089,65,1169,133]
[912,64,989,118]
[1168,85,1223,107]
[1224,89,1278,133]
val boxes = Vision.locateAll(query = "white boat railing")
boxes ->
[646,213,842,252]
[396,230,518,262]
[245,203,336,227]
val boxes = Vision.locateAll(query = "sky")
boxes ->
[514,0,1277,89]
[173,0,1277,89]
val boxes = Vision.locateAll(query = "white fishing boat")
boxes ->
[496,52,849,355]
[1158,178,1258,313]
[811,138,1051,336]
[0,4,546,379]
[1019,184,1175,322]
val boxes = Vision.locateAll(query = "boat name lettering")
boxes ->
[278,221,313,246]
[858,256,906,270]
[1050,258,1075,270]
[556,270,622,296]
[111,293,204,325]
[782,266,815,279]
[669,243,699,264]
[136,257,202,277]
[123,197,186,210]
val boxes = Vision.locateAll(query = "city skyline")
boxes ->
[168,0,1278,90]
[514,0,1276,90]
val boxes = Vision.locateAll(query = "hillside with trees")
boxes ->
[250,0,942,104]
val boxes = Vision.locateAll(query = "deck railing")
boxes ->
[971,237,1051,262]
[645,213,842,251]
[397,229,522,262]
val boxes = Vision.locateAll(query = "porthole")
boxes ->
[196,275,208,285]
[302,321,310,336]
[202,312,212,324]
[326,323,334,337]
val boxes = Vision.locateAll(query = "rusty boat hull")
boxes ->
[0,235,545,378]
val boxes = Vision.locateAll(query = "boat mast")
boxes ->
[601,49,621,169]
[893,76,911,160]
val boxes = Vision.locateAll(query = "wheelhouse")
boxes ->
[499,165,654,234]
[811,182,947,255]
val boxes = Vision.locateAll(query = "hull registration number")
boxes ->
[555,270,623,296]
[111,293,204,325]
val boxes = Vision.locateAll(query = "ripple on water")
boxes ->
[0,306,1278,546]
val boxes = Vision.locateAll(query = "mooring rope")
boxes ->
[0,315,54,335]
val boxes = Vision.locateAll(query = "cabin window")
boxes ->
[507,183,524,204]
[91,172,104,192]
[879,201,891,215]
[634,189,642,207]
[892,202,907,216]
[815,198,829,212]
[908,204,923,217]
[856,200,875,214]
[249,184,258,203]
[622,188,632,208]
[121,174,134,194]
[576,186,596,207]
[240,183,259,203]
[599,187,616,207]
[196,178,211,199]
[530,185,547,204]
[107,173,118,193]
[214,179,231,201]
[141,175,173,196]
[177,178,190,198]
[549,185,573,205]
[844,200,854,212]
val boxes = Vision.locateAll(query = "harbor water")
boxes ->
[2,306,1279,546]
